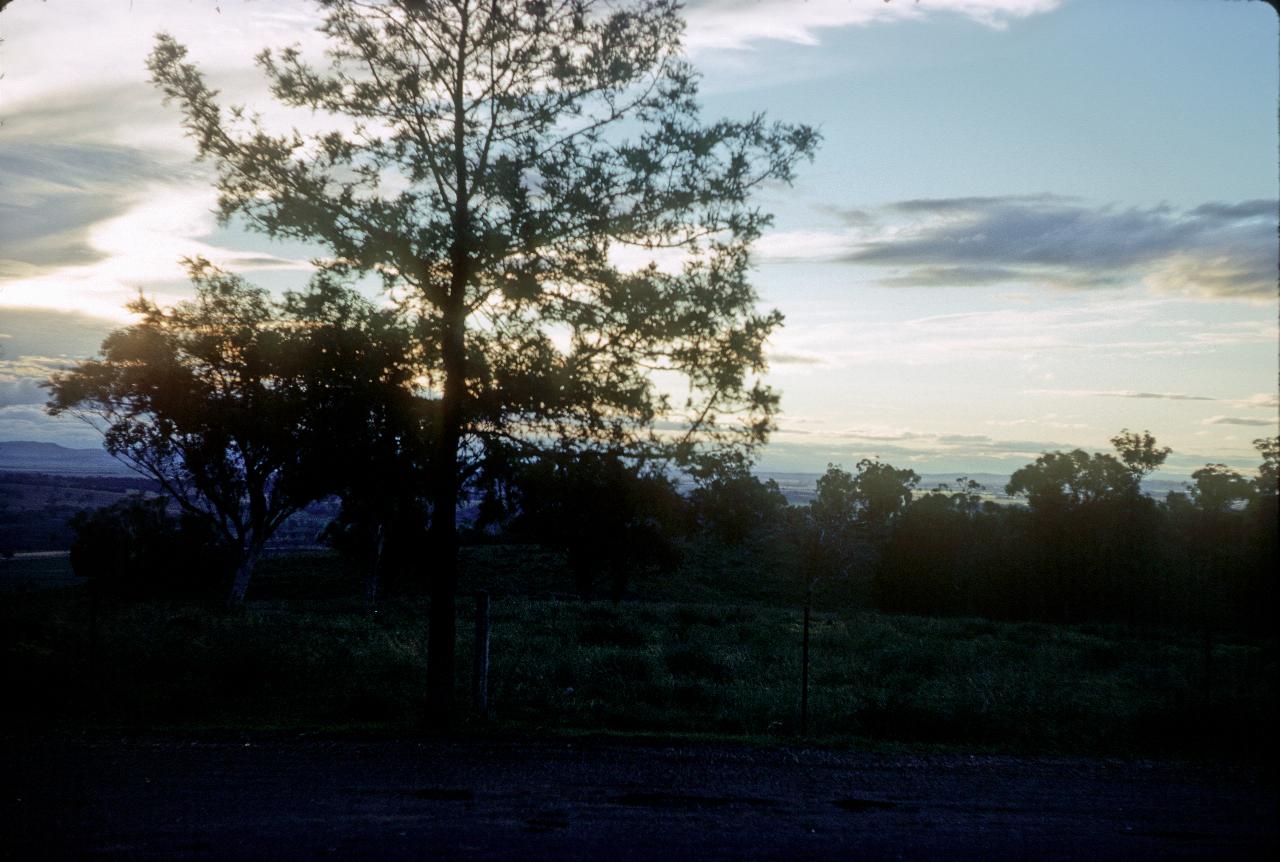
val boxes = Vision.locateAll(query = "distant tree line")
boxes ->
[693,432,1276,636]
[0,473,160,494]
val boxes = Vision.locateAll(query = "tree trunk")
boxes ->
[227,541,262,607]
[424,292,467,728]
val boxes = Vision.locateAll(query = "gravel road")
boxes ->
[3,735,1275,860]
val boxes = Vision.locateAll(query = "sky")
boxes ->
[0,0,1276,478]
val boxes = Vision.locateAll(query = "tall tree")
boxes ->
[148,0,817,723]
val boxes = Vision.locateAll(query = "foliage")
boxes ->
[688,463,788,544]
[46,261,417,604]
[1110,428,1170,479]
[792,460,920,602]
[1187,464,1254,513]
[1006,448,1138,511]
[147,0,818,476]
[1250,436,1278,499]
[849,458,920,526]
[504,451,686,601]
[810,464,858,532]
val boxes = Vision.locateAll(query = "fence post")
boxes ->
[800,601,811,736]
[473,590,491,720]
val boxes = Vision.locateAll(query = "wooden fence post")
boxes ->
[800,601,811,736]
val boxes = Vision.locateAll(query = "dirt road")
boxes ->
[3,735,1275,860]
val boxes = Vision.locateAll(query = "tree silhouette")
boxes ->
[1006,436,1165,622]
[688,460,788,544]
[1110,428,1170,482]
[147,0,817,723]
[848,458,919,528]
[873,477,993,616]
[1187,464,1255,514]
[1251,436,1279,499]
[797,460,919,606]
[505,450,685,601]
[47,261,416,605]
[1246,437,1279,633]
[1006,448,1138,510]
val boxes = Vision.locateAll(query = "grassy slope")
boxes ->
[1,549,1275,757]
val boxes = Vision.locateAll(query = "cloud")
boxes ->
[683,0,1062,51]
[0,308,116,359]
[1024,389,1218,402]
[1204,416,1279,428]
[765,296,1275,374]
[0,376,49,408]
[0,140,193,278]
[763,196,1276,300]
[0,181,313,318]
[769,351,828,366]
[0,309,112,424]
[986,416,1092,431]
[0,348,94,411]
[1230,393,1280,410]
[754,429,1102,474]
[0,403,104,448]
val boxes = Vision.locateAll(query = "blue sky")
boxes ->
[1,0,1276,477]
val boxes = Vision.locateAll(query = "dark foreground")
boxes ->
[2,736,1275,861]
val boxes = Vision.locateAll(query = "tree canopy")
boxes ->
[147,0,818,721]
[46,260,417,604]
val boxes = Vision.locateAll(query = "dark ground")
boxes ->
[2,735,1275,860]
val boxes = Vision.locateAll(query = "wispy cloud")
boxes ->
[986,415,1092,431]
[1024,390,1280,416]
[755,429,1108,474]
[684,0,1062,51]
[0,403,104,447]
[0,377,51,409]
[0,308,118,411]
[761,196,1276,300]
[0,354,78,407]
[0,308,115,359]
[1204,415,1278,428]
[0,141,193,279]
[1229,393,1280,410]
[0,179,312,318]
[770,297,1275,371]
[1024,389,1218,402]
[768,351,828,366]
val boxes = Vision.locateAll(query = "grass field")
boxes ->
[2,550,1274,757]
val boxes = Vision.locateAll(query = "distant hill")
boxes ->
[0,441,136,477]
